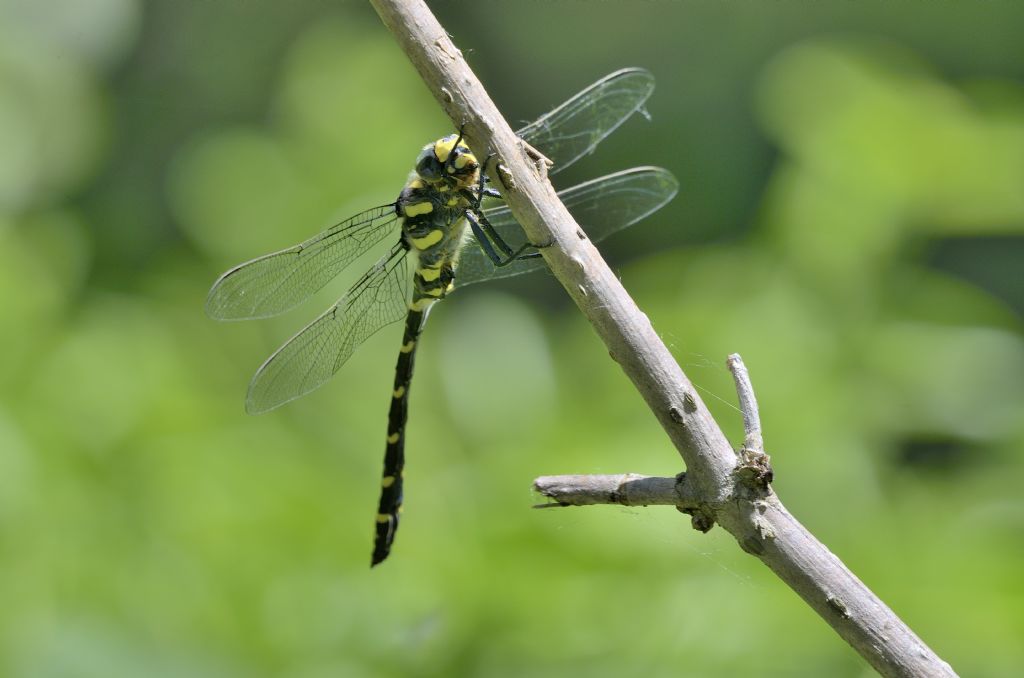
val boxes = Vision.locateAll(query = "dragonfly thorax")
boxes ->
[398,133,482,260]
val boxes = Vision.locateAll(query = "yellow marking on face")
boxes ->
[393,386,406,398]
[404,201,433,217]
[434,137,456,162]
[453,152,472,169]
[400,340,415,353]
[387,432,400,444]
[376,513,392,523]
[417,266,441,281]
[410,229,444,249]
[382,475,396,488]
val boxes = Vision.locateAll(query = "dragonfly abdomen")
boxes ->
[373,176,470,565]
[373,305,425,566]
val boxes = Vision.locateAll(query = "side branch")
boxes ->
[369,1,956,676]
[728,353,764,454]
[533,474,686,507]
[727,353,774,488]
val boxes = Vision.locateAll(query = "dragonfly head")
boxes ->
[415,133,480,189]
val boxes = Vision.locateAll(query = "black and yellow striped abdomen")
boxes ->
[372,305,423,566]
[371,135,479,565]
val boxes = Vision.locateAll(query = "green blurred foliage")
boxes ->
[1,0,1023,676]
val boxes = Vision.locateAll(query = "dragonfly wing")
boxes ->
[206,204,399,320]
[246,242,411,413]
[456,167,678,287]
[515,68,655,176]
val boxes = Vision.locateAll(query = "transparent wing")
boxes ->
[206,204,399,320]
[515,68,655,176]
[456,167,679,287]
[207,69,652,321]
[245,242,411,414]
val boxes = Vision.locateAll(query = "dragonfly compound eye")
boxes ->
[415,146,444,182]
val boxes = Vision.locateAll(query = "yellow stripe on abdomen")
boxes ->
[418,266,442,282]
[410,230,444,250]
[409,297,435,312]
[403,201,433,217]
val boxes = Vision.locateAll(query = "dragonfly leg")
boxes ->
[468,155,489,210]
[465,210,512,266]
[509,247,544,261]
[467,210,550,267]
[500,241,544,265]
[473,154,550,263]
[473,207,516,257]
[473,153,503,204]
[477,192,555,262]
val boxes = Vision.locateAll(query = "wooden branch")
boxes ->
[368,1,957,676]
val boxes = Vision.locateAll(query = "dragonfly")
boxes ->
[206,68,678,566]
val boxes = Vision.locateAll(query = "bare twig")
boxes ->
[368,1,957,676]
[727,353,774,487]
[728,353,764,453]
[533,473,685,507]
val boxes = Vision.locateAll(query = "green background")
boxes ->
[2,0,1022,676]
